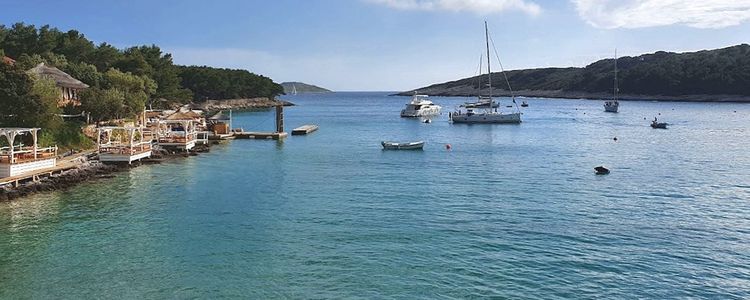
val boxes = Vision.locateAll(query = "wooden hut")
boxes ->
[28,63,89,107]
[97,127,152,163]
[0,128,57,178]
[157,119,199,151]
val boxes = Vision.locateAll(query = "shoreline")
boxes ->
[193,98,294,111]
[393,90,750,102]
[0,145,210,202]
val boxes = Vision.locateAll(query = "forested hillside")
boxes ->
[401,44,750,101]
[0,23,283,111]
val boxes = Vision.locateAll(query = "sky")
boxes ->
[2,0,749,91]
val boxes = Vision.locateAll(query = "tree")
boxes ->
[63,62,102,88]
[90,42,122,72]
[1,23,39,59]
[112,49,152,76]
[80,87,124,122]
[28,76,63,130]
[54,30,95,63]
[102,69,156,118]
[0,62,60,129]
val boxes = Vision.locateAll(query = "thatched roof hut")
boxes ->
[29,63,89,89]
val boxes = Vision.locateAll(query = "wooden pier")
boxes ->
[234,131,288,140]
[292,124,319,135]
[233,104,288,140]
[0,152,91,188]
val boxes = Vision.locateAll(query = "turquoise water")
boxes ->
[2,92,749,298]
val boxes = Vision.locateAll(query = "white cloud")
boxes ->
[573,0,750,29]
[367,0,542,16]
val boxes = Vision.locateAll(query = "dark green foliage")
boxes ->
[90,43,122,72]
[62,62,102,88]
[422,44,750,96]
[0,62,61,129]
[80,87,125,122]
[0,22,284,108]
[179,66,284,101]
[1,23,39,58]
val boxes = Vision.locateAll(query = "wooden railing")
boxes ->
[0,146,58,164]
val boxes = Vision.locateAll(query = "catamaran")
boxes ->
[450,22,521,124]
[604,50,620,113]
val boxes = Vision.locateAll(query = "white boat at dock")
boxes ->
[400,94,441,117]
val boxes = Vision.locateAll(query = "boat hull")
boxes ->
[604,102,619,113]
[450,112,521,124]
[381,141,424,150]
[401,107,441,117]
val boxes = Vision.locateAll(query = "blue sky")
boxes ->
[2,0,749,91]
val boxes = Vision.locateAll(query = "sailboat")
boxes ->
[604,50,619,113]
[291,83,298,95]
[450,22,521,124]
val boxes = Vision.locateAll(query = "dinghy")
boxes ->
[381,141,424,150]
[651,118,668,129]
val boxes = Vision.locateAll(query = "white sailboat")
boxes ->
[604,50,619,113]
[450,22,521,124]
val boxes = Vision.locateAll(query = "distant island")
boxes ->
[398,44,750,102]
[281,82,331,94]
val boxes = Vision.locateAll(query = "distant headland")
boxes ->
[397,44,750,102]
[281,82,332,94]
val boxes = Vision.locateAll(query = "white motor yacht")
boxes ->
[400,94,441,117]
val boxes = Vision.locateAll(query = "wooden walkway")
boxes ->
[233,131,288,140]
[0,151,94,188]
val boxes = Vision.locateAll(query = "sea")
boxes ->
[1,92,749,298]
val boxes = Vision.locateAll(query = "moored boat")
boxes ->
[400,94,441,117]
[604,50,620,113]
[450,21,521,124]
[651,118,668,129]
[381,141,424,150]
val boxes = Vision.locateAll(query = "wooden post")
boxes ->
[7,131,15,164]
[97,128,101,154]
[275,104,284,133]
[32,129,38,160]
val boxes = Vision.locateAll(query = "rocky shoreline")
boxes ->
[0,145,211,202]
[394,89,750,102]
[0,161,125,201]
[193,98,294,111]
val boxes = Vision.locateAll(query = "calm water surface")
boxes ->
[2,92,749,298]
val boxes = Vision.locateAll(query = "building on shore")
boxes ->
[97,127,152,164]
[157,120,199,151]
[0,128,58,178]
[28,63,89,107]
[207,110,233,139]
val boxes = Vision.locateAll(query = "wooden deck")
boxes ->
[292,124,319,135]
[0,151,93,188]
[233,131,288,140]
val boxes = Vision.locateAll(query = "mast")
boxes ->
[614,49,618,102]
[485,21,492,107]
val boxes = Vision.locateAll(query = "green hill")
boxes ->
[281,82,331,94]
[399,44,750,102]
